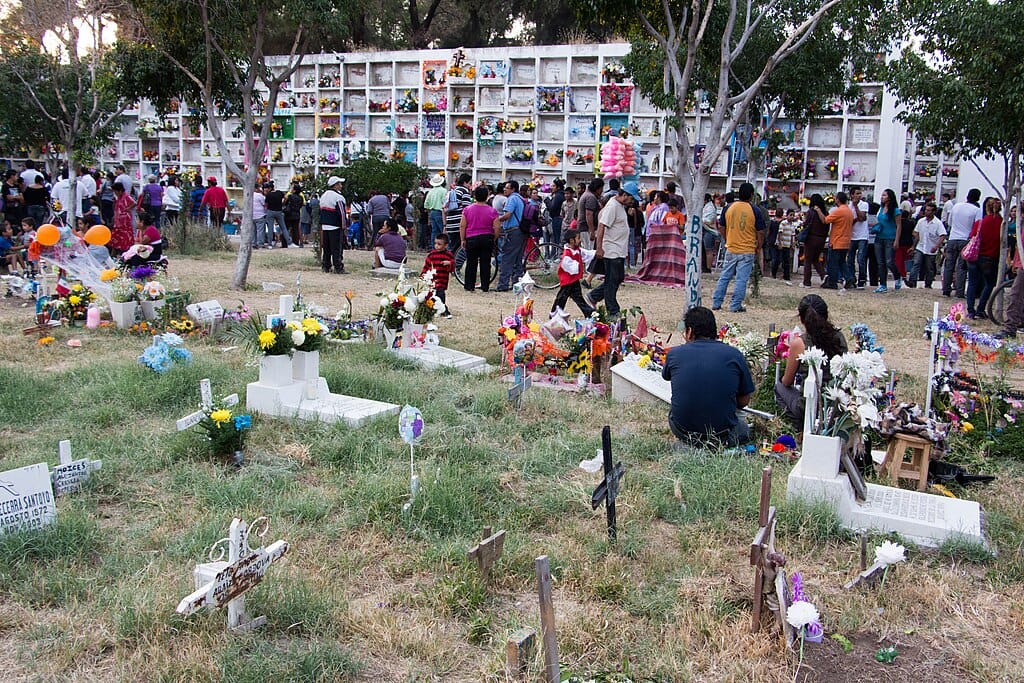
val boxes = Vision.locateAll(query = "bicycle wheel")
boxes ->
[453,246,469,287]
[986,277,1014,327]
[523,241,560,289]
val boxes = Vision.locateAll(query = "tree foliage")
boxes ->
[336,151,427,203]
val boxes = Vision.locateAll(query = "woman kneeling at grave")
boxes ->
[775,294,848,430]
[121,211,166,269]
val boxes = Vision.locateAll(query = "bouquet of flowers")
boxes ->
[228,312,295,356]
[801,347,887,438]
[368,99,391,112]
[49,283,98,321]
[536,87,566,113]
[396,90,419,113]
[825,158,839,178]
[195,402,252,459]
[110,277,138,303]
[599,84,633,113]
[601,62,627,83]
[842,166,856,180]
[455,119,473,138]
[270,121,283,138]
[138,332,192,373]
[288,317,328,352]
[522,118,536,132]
[505,145,533,163]
[375,271,447,330]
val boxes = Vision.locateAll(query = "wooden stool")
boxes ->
[881,433,932,491]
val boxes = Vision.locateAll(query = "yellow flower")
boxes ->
[258,329,277,349]
[100,269,119,282]
[210,409,232,426]
[527,322,541,333]
[72,284,83,292]
[68,295,82,305]
[301,318,321,334]
[637,354,651,368]
[962,421,974,433]
[38,336,55,346]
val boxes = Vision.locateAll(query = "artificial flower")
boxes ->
[233,414,252,430]
[210,409,232,426]
[301,318,322,334]
[785,600,820,629]
[962,421,974,433]
[72,284,83,292]
[291,329,306,346]
[258,329,277,349]
[68,295,81,305]
[38,336,55,345]
[100,269,119,282]
[874,540,907,567]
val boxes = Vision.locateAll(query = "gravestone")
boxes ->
[185,299,225,327]
[390,343,492,374]
[590,426,625,541]
[177,378,239,431]
[0,463,57,536]
[50,441,102,496]
[175,516,289,631]
[786,377,986,548]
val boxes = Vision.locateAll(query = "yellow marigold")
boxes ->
[210,409,232,426]
[100,269,119,282]
[301,318,321,334]
[258,329,277,349]
[68,295,82,305]
[38,336,55,345]
[72,284,83,292]
[962,421,974,433]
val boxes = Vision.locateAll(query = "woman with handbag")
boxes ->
[872,189,902,293]
[800,194,829,288]
[965,197,1003,319]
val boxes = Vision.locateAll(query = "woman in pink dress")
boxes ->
[110,181,135,254]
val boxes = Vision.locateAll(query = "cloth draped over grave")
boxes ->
[627,221,688,289]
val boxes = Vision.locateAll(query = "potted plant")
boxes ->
[108,276,139,329]
[139,278,167,321]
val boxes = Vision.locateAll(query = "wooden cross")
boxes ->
[177,378,239,431]
[50,440,102,497]
[176,516,289,631]
[467,526,505,582]
[535,555,560,683]
[590,425,625,541]
[507,368,532,409]
[22,311,60,336]
[749,466,795,646]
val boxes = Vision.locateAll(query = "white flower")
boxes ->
[874,540,906,567]
[786,600,820,629]
[799,346,827,369]
[379,297,388,308]
[291,330,305,346]
[856,402,880,428]
[435,299,446,314]
[404,297,418,313]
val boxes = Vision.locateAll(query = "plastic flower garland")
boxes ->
[138,332,192,373]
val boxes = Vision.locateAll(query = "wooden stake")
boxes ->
[505,627,536,680]
[535,555,559,683]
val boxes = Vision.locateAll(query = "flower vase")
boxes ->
[140,298,165,321]
[258,354,294,387]
[800,433,842,479]
[109,301,138,329]
[401,321,426,349]
[292,350,321,382]
[377,323,399,349]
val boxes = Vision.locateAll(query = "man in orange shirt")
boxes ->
[823,191,855,290]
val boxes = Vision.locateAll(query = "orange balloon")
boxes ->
[84,225,111,246]
[36,224,60,247]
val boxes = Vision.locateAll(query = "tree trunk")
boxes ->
[65,145,79,227]
[231,173,256,290]
[669,119,710,317]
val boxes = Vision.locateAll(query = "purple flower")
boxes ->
[791,572,805,602]
[130,265,156,280]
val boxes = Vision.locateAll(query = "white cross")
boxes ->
[175,517,289,631]
[177,379,239,431]
[50,440,102,497]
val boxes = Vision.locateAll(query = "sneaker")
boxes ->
[784,280,793,286]
[874,285,888,293]
[837,288,847,296]
[729,306,747,313]
[894,279,902,291]
[799,283,810,288]
[711,305,722,311]
[288,244,300,249]
[442,312,452,319]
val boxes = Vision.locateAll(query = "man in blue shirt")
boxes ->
[662,306,755,447]
[497,180,525,291]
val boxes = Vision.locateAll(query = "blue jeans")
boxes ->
[966,256,997,315]
[874,238,900,286]
[429,209,444,241]
[253,216,269,246]
[827,248,852,285]
[848,239,868,285]
[497,228,525,289]
[266,209,291,246]
[712,252,755,311]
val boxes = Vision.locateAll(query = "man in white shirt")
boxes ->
[940,192,955,225]
[114,165,134,197]
[585,188,630,318]
[943,188,983,297]
[77,166,97,213]
[908,202,946,289]
[19,161,40,187]
[847,187,870,288]
[701,193,720,273]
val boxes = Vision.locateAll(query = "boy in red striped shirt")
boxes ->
[552,229,595,317]
[422,233,455,318]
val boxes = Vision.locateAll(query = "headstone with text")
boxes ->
[50,440,102,496]
[0,463,57,536]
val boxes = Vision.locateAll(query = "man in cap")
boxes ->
[200,175,229,228]
[319,176,347,273]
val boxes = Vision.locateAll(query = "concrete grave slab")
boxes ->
[390,345,493,374]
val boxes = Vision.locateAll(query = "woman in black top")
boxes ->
[23,174,50,228]
[801,194,829,287]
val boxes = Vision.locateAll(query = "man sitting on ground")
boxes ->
[662,306,754,447]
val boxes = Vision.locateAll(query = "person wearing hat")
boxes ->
[200,175,228,228]
[424,173,448,243]
[319,176,347,273]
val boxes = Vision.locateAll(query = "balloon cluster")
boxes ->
[34,223,111,248]
[599,136,637,180]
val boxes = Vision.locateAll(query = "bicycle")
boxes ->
[453,233,560,290]
[985,270,1016,327]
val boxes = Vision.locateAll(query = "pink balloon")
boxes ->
[622,166,635,174]
[604,172,615,180]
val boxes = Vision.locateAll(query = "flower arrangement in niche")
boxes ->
[368,98,391,112]
[505,145,533,163]
[477,116,501,145]
[601,62,627,83]
[536,87,567,113]
[522,118,536,133]
[825,158,839,178]
[455,119,473,138]
[397,90,419,113]
[599,84,633,113]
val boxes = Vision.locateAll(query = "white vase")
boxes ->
[377,322,398,349]
[109,300,138,329]
[292,350,320,382]
[140,298,165,321]
[258,354,294,387]
[402,321,426,349]
[800,433,843,479]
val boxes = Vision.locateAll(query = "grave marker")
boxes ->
[50,440,102,496]
[467,526,506,582]
[22,311,60,336]
[0,463,57,536]
[590,426,625,541]
[535,555,559,683]
[506,627,537,680]
[748,466,794,646]
[185,300,225,326]
[507,372,532,409]
[175,516,289,631]
[177,378,239,431]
